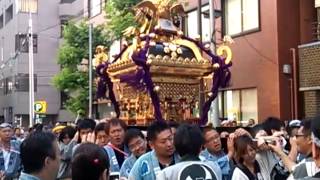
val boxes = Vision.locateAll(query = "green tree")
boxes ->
[53,22,111,116]
[54,0,141,117]
[105,0,141,39]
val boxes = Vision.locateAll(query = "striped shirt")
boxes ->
[289,156,320,179]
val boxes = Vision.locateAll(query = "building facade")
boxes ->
[298,0,320,119]
[184,0,317,123]
[83,0,320,123]
[0,0,77,126]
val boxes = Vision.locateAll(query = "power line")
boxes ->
[242,35,278,65]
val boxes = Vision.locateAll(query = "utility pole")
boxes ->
[197,0,202,42]
[1,37,3,62]
[28,10,35,127]
[209,0,220,127]
[88,24,93,119]
[198,0,205,119]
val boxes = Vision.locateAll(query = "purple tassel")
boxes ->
[200,58,232,125]
[105,75,120,118]
[119,69,145,91]
[131,37,164,122]
[96,64,108,99]
[96,63,120,118]
[97,76,107,99]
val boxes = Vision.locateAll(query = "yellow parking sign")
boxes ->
[34,101,47,114]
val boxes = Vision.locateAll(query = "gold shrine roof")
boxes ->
[107,39,214,78]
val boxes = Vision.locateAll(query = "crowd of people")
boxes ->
[0,116,320,179]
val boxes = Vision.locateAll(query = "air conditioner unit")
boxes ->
[283,64,292,74]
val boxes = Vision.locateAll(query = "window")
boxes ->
[186,5,211,42]
[15,34,38,53]
[225,0,259,36]
[218,88,257,122]
[4,77,13,95]
[5,5,13,24]
[0,14,3,29]
[19,0,38,13]
[89,0,102,17]
[3,107,13,123]
[0,79,3,95]
[14,73,37,92]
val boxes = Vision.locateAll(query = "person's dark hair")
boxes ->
[77,118,96,131]
[20,132,57,173]
[168,120,179,129]
[174,124,204,157]
[105,118,127,134]
[94,123,106,135]
[262,117,284,135]
[250,124,265,138]
[287,126,298,137]
[33,123,44,132]
[234,135,256,164]
[124,128,145,147]
[28,127,33,133]
[147,121,170,141]
[72,143,109,180]
[201,125,218,137]
[301,119,312,136]
[312,116,320,148]
[58,126,76,142]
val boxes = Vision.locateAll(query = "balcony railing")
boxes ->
[59,0,83,18]
[60,0,76,3]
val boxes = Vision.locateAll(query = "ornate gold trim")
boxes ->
[171,39,203,61]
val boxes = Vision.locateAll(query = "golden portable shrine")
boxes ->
[94,0,232,126]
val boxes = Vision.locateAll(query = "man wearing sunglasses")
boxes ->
[269,120,314,179]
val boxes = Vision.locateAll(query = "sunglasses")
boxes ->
[295,134,306,138]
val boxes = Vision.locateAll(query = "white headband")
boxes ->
[312,132,320,148]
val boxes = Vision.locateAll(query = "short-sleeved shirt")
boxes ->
[120,155,137,178]
[290,157,319,179]
[128,150,180,180]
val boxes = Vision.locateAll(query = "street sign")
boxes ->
[34,101,47,114]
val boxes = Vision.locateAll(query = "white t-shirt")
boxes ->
[3,150,11,170]
[156,161,222,180]
[231,167,264,180]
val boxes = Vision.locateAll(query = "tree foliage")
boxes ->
[105,0,141,39]
[53,22,111,116]
[54,0,141,117]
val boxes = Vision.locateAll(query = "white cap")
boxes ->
[289,119,301,127]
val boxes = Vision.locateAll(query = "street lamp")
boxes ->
[28,10,35,127]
